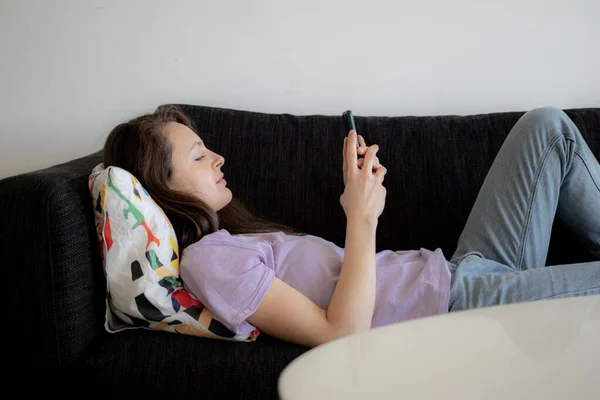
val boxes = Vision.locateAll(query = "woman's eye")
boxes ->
[195,156,205,161]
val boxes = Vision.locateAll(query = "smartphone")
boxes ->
[342,110,360,148]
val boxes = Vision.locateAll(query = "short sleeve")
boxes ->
[179,240,275,336]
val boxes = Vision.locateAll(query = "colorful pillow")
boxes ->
[88,163,260,342]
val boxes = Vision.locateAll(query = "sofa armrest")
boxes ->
[0,151,106,368]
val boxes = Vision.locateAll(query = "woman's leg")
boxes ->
[449,255,600,311]
[452,106,600,270]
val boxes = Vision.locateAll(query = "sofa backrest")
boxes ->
[177,104,599,264]
[1,105,598,368]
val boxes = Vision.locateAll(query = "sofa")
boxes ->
[3,104,598,399]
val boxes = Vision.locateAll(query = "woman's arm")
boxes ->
[247,216,377,348]
[327,216,377,335]
[248,131,382,347]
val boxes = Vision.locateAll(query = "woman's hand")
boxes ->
[340,130,387,223]
[343,133,383,186]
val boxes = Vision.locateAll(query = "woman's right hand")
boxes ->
[340,130,387,224]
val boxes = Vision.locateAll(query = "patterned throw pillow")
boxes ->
[88,163,260,342]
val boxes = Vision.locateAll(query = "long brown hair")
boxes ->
[103,105,306,252]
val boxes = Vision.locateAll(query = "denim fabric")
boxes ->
[449,107,600,311]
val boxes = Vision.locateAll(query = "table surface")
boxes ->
[278,295,600,400]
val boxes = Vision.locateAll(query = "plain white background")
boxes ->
[1,0,599,179]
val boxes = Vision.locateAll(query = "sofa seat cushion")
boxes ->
[83,330,307,399]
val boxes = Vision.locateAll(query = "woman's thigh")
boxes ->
[452,107,600,269]
[449,255,600,312]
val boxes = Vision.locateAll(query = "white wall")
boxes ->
[1,0,599,179]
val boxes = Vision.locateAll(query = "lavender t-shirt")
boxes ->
[180,229,451,337]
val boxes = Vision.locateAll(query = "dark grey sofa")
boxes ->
[2,104,598,399]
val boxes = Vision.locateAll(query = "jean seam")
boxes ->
[528,287,600,301]
[573,148,600,193]
[517,134,565,271]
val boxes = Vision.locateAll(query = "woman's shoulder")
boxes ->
[183,229,229,250]
[181,229,277,272]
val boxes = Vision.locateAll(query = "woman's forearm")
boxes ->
[326,216,377,337]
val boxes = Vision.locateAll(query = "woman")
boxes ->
[103,105,600,348]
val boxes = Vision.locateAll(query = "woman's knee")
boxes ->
[523,106,571,126]
[517,106,576,141]
[523,105,567,124]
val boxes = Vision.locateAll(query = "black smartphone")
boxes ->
[342,110,360,148]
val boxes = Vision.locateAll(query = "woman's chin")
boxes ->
[218,191,233,210]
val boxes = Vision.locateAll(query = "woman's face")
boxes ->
[163,122,232,212]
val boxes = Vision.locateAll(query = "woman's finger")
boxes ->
[346,131,358,172]
[357,135,367,154]
[358,135,366,147]
[375,165,387,184]
[363,145,379,174]
[358,156,380,170]
[357,135,368,155]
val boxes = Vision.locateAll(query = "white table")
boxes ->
[278,295,600,400]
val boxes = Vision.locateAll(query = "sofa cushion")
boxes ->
[82,329,307,399]
[89,164,260,342]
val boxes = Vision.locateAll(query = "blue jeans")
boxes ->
[448,107,600,311]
